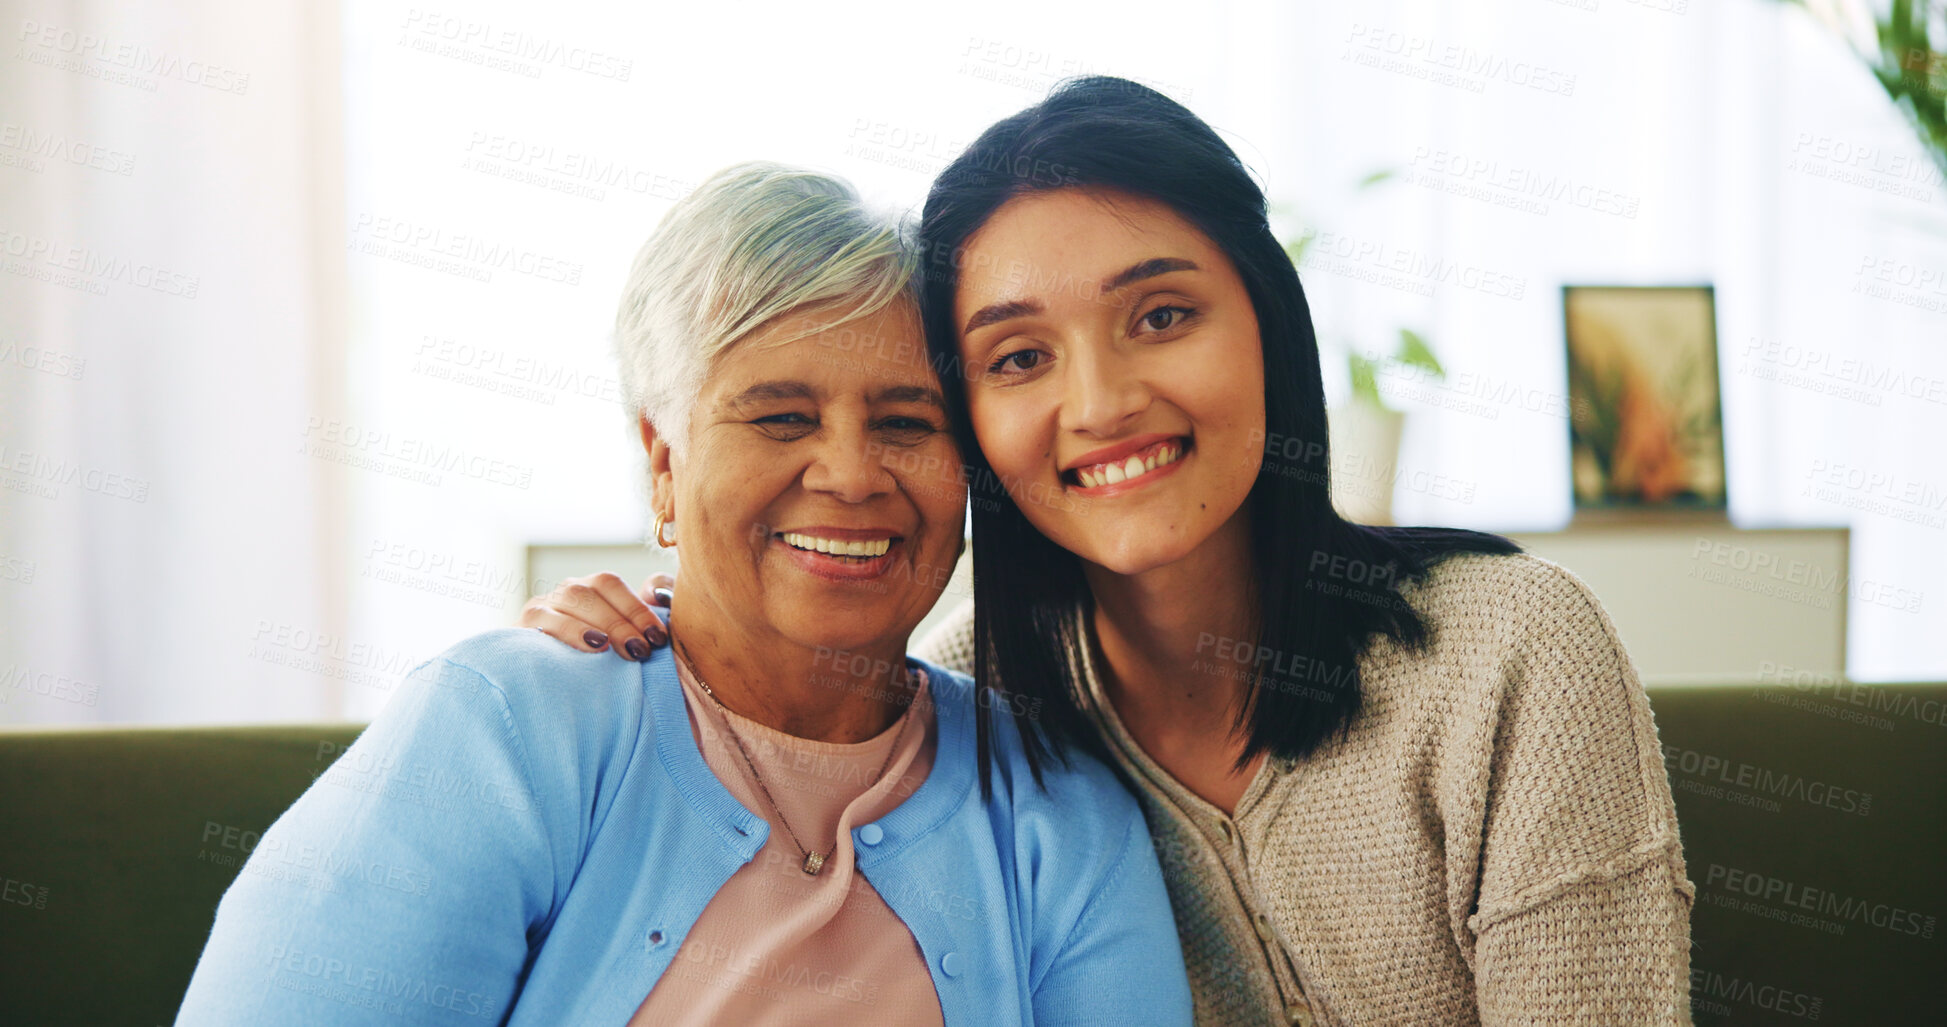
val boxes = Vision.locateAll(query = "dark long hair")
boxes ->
[918,76,1522,786]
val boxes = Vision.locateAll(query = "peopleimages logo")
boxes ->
[347,213,583,286]
[1,874,49,911]
[1286,226,1527,301]
[0,121,136,175]
[1660,743,1871,815]
[1754,661,1947,730]
[397,9,633,82]
[0,227,200,297]
[1705,864,1937,938]
[15,19,251,94]
[263,944,497,1019]
[1689,966,1822,1021]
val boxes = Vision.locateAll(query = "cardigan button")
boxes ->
[858,823,884,846]
[1286,1003,1315,1026]
[940,952,963,978]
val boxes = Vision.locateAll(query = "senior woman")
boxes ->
[175,163,1191,1025]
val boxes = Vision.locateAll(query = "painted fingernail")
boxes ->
[645,623,668,646]
[583,630,608,650]
[652,587,674,607]
[625,638,650,661]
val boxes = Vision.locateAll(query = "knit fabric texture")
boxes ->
[915,552,1696,1025]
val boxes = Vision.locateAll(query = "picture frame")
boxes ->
[1562,285,1728,511]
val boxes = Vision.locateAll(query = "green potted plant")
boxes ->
[1329,329,1444,525]
[1786,0,1945,177]
[1281,176,1445,525]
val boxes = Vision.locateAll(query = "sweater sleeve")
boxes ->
[913,600,977,677]
[174,657,559,1026]
[1466,562,1696,1025]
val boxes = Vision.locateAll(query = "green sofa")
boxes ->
[2,685,1940,1025]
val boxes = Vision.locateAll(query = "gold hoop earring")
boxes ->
[653,514,676,549]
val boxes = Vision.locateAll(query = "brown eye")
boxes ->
[987,350,1044,376]
[1139,306,1192,333]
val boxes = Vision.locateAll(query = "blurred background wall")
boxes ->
[3,0,1942,725]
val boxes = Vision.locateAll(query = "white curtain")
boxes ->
[1,0,350,723]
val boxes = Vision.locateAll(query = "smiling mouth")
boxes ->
[777,532,898,561]
[1064,438,1190,491]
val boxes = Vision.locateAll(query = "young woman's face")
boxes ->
[953,188,1266,575]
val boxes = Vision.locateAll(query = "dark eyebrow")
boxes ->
[873,384,948,409]
[960,257,1201,337]
[1100,257,1199,294]
[962,299,1041,337]
[727,380,816,408]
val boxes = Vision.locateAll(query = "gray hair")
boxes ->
[613,162,919,450]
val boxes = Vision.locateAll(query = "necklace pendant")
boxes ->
[801,851,826,876]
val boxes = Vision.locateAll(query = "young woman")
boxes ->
[527,79,1694,1025]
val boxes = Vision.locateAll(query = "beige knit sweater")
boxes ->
[916,552,1695,1025]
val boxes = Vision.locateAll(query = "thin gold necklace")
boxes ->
[674,638,916,876]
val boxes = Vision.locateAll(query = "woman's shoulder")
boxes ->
[1389,550,1659,766]
[399,628,659,779]
[1399,549,1618,647]
[1402,547,1585,600]
[1368,549,1649,732]
[421,627,653,711]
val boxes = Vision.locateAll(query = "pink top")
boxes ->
[627,655,943,1026]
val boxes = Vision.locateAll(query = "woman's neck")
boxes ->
[666,595,915,744]
[1081,506,1261,789]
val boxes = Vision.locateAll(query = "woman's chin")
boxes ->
[767,606,926,660]
[1065,531,1200,579]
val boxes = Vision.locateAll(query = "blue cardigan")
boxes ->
[175,629,1191,1025]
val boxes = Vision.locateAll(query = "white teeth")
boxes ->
[1073,441,1186,489]
[781,533,891,557]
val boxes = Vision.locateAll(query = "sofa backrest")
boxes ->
[1650,682,1945,1024]
[0,724,364,1027]
[0,685,1941,1024]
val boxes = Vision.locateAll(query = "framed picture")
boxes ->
[1562,285,1727,510]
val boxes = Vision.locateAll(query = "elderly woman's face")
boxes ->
[659,300,966,653]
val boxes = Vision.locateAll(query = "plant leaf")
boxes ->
[1395,328,1444,378]
[1284,234,1313,265]
[1349,353,1384,408]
